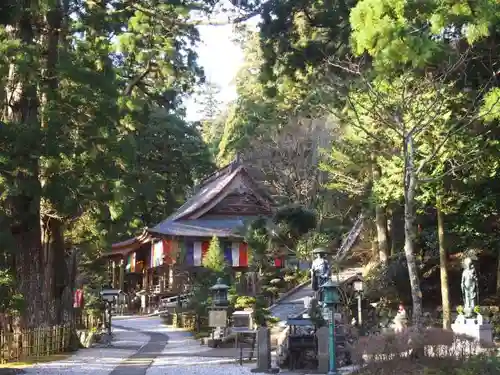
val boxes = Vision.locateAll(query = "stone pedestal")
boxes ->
[316,326,329,373]
[252,327,271,373]
[451,317,493,344]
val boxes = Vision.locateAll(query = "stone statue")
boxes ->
[461,257,478,317]
[310,248,331,292]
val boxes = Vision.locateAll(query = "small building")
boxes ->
[104,159,281,311]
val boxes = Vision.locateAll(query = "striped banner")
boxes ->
[223,242,249,267]
[163,239,175,265]
[186,240,210,266]
[126,252,136,272]
[180,240,249,267]
[274,256,285,268]
[150,240,164,268]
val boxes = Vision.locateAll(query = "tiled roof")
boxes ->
[105,230,151,258]
[168,167,242,221]
[148,218,248,238]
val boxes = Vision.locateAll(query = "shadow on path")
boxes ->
[108,324,169,375]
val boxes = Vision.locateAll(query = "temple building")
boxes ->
[104,159,278,311]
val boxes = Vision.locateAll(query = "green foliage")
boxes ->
[202,236,227,275]
[0,270,24,314]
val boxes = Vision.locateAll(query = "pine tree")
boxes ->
[203,236,226,275]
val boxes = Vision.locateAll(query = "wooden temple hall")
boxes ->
[104,159,284,312]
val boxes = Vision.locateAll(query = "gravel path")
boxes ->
[23,326,150,375]
[145,327,252,375]
[21,317,253,375]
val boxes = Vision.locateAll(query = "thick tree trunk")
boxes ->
[403,135,423,329]
[40,0,65,326]
[5,5,44,328]
[41,217,68,324]
[436,202,451,329]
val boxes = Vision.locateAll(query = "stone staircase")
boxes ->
[269,214,365,324]
[269,266,364,324]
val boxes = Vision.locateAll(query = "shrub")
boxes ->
[351,356,500,375]
[350,327,497,374]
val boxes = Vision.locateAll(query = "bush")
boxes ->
[350,327,498,375]
[351,355,500,375]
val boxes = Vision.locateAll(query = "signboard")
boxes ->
[322,309,342,322]
[209,310,227,328]
[232,310,253,330]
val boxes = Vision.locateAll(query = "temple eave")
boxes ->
[106,230,152,258]
[147,224,244,239]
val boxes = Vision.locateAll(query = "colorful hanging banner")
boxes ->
[73,289,84,308]
[150,240,164,268]
[223,242,249,267]
[185,240,210,266]
[163,239,176,265]
[274,256,285,268]
[127,252,136,272]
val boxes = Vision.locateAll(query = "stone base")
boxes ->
[451,319,493,344]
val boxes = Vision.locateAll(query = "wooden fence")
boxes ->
[75,313,101,330]
[171,312,208,331]
[0,325,71,363]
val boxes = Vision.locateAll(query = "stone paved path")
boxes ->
[108,324,168,375]
[22,317,253,375]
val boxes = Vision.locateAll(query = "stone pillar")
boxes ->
[252,327,271,373]
[119,259,125,291]
[316,326,329,373]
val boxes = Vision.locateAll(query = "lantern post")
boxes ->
[208,278,230,343]
[321,279,340,375]
[100,287,121,336]
[353,274,364,327]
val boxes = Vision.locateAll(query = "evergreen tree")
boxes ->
[203,235,227,276]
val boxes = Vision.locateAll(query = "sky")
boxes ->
[184,24,244,121]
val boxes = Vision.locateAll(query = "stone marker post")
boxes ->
[252,327,271,373]
[316,326,329,373]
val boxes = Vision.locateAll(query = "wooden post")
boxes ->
[119,259,125,291]
[112,260,117,288]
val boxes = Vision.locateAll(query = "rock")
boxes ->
[0,369,25,375]
[207,339,221,348]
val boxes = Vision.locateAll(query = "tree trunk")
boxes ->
[4,5,44,328]
[387,208,396,255]
[436,202,451,330]
[496,253,500,295]
[375,206,390,263]
[403,134,423,329]
[41,217,68,324]
[372,157,390,262]
[37,0,65,326]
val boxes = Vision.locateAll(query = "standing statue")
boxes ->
[461,257,478,317]
[310,248,331,293]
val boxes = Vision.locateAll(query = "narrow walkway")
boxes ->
[109,324,168,375]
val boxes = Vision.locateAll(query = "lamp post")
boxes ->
[321,279,340,375]
[353,275,364,327]
[100,287,121,336]
[209,278,230,342]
